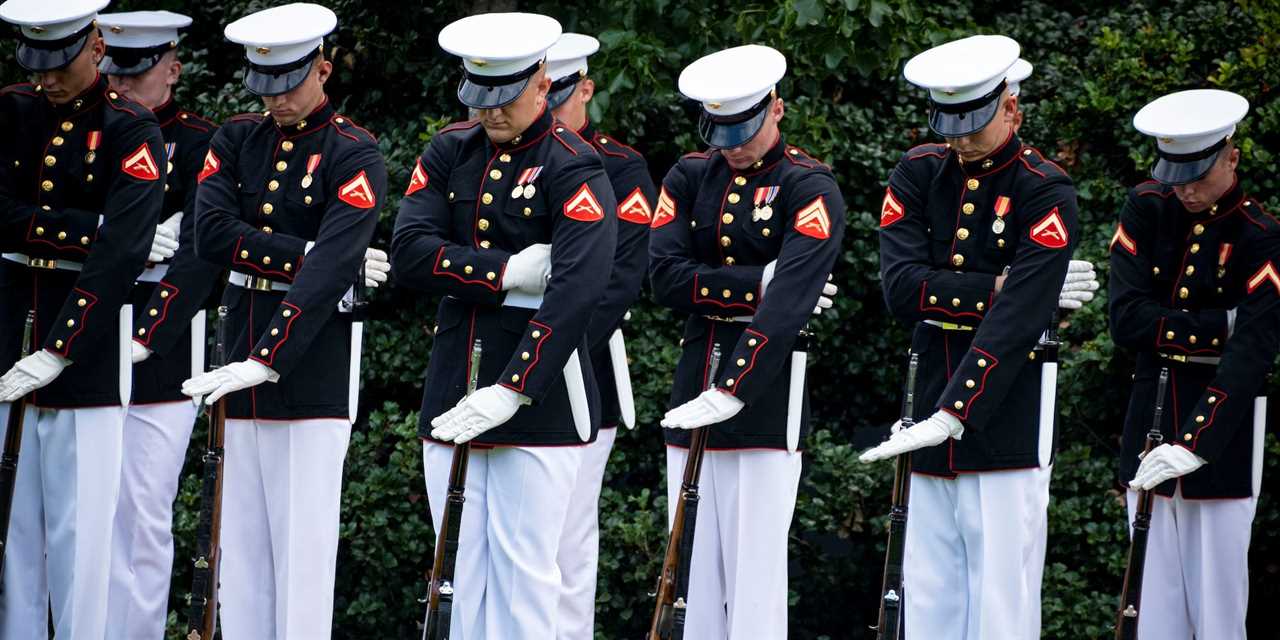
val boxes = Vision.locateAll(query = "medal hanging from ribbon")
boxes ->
[752,185,780,222]
[512,166,543,199]
[1219,243,1233,278]
[303,154,322,189]
[165,142,177,175]
[992,195,1012,235]
[86,131,102,164]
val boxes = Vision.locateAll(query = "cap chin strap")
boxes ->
[930,80,1007,115]
[247,45,321,76]
[702,92,773,125]
[1157,136,1229,163]
[549,71,582,93]
[463,58,543,87]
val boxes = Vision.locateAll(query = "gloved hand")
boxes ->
[859,410,964,463]
[502,244,552,293]
[181,359,279,404]
[0,349,70,401]
[1130,443,1206,490]
[147,212,182,263]
[131,340,152,363]
[814,281,838,315]
[430,384,529,443]
[1227,308,1238,337]
[1059,259,1099,310]
[660,388,746,429]
[363,247,390,288]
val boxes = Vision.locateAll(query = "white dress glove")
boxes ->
[859,410,964,463]
[502,244,552,293]
[1058,259,1099,310]
[363,247,390,288]
[814,281,838,315]
[147,212,182,263]
[131,340,152,363]
[1227,308,1238,337]
[1130,443,1206,490]
[181,359,279,405]
[0,349,70,402]
[430,384,528,443]
[660,388,746,429]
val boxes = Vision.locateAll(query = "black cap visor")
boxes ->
[243,48,320,97]
[457,59,541,110]
[697,94,772,149]
[928,80,1007,138]
[101,44,171,77]
[1152,139,1227,186]
[16,22,93,72]
[545,72,581,111]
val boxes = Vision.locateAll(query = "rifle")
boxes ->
[1114,367,1169,640]
[0,311,36,584]
[422,338,483,640]
[648,343,723,640]
[186,306,230,640]
[873,352,920,640]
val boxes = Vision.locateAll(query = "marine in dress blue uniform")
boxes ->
[391,13,617,639]
[93,13,222,637]
[179,4,387,636]
[1111,89,1280,640]
[650,45,845,639]
[861,35,1080,640]
[0,0,167,636]
[543,32,658,640]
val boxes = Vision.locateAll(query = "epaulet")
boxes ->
[1133,180,1172,198]
[0,82,39,98]
[784,144,825,169]
[682,150,713,161]
[176,111,215,133]
[592,131,642,160]
[551,122,594,157]
[331,113,377,144]
[103,88,141,117]
[227,112,267,125]
[438,119,481,136]
[1017,146,1068,180]
[1239,197,1280,231]
[905,142,949,161]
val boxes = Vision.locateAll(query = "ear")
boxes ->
[1226,146,1241,171]
[89,31,106,64]
[1004,94,1019,122]
[772,97,785,123]
[315,59,334,85]
[167,60,182,87]
[579,77,595,103]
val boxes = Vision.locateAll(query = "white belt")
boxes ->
[923,319,974,331]
[1159,352,1222,366]
[136,263,169,283]
[2,252,83,272]
[228,270,291,292]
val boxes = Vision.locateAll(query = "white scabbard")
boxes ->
[1038,361,1058,469]
[349,321,364,425]
[119,304,132,407]
[564,348,591,442]
[608,328,636,429]
[190,310,207,407]
[1253,396,1267,497]
[786,350,806,454]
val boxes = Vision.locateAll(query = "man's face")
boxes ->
[108,52,179,111]
[261,58,332,126]
[550,77,592,130]
[722,98,785,170]
[1173,148,1239,213]
[39,32,104,105]
[945,91,1016,163]
[479,67,550,144]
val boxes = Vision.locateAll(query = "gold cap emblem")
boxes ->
[470,58,488,67]
[110,26,123,33]
[256,46,271,55]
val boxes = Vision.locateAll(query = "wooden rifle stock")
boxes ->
[422,338,483,640]
[186,306,230,640]
[0,311,36,585]
[648,344,722,640]
[874,352,919,640]
[1114,367,1169,640]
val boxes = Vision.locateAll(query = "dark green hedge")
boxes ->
[6,0,1280,638]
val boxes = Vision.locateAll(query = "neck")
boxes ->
[557,106,587,131]
[144,88,174,112]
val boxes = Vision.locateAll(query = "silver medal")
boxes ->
[523,184,537,199]
[756,205,773,221]
[511,185,525,199]
[992,218,1006,234]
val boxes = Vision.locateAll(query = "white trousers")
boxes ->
[422,442,583,640]
[555,427,617,640]
[903,467,1050,640]
[663,446,802,640]
[1126,488,1255,640]
[0,403,124,640]
[218,418,351,640]
[106,400,199,640]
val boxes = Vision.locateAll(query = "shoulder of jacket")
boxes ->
[0,82,40,99]
[227,112,268,126]
[330,113,378,145]
[1132,179,1172,198]
[1016,145,1069,181]
[591,130,643,160]
[438,119,482,137]
[175,110,216,133]
[103,88,150,119]
[1239,197,1280,233]
[550,122,597,157]
[904,142,950,162]
[784,144,827,170]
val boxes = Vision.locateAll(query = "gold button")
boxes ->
[727,193,741,204]
[734,176,747,186]
[57,231,66,240]
[1195,415,1205,424]
[1190,243,1200,254]
[762,228,771,237]
[1152,267,1161,276]
[482,193,494,205]
[962,203,975,215]
[480,240,491,249]
[956,228,970,240]
[304,196,312,206]
[441,258,452,269]
[77,298,86,306]
[449,192,455,201]
[523,207,532,217]
[138,328,146,336]
[44,155,55,167]
[271,328,279,336]
[478,218,490,231]
[1179,287,1189,299]
[929,295,938,304]
[744,292,754,301]
[55,339,63,348]
[85,174,93,183]
[1193,224,1205,236]
[41,180,54,191]
[66,319,74,328]
[268,180,280,191]
[1166,331,1175,340]
[240,250,249,259]
[146,308,157,317]
[164,184,170,192]
[737,358,747,366]
[500,154,511,163]
[700,287,710,296]
[951,298,961,307]
[52,136,64,146]
[555,127,564,133]
[976,302,985,311]
[982,159,993,169]
[951,254,965,267]
[464,265,473,274]
[260,348,270,356]
[521,352,530,361]
[954,400,964,410]
[532,330,541,338]
[335,118,345,124]
[1185,265,1195,276]
[263,256,272,265]
[35,226,44,236]
[284,263,292,272]
[722,213,734,224]
[748,338,758,347]
[1208,395,1217,404]
[490,169,502,180]
[967,178,979,191]
[1189,335,1198,344]
[263,226,273,234]
[720,236,732,247]
[1184,433,1193,442]
[275,161,287,172]
[965,379,975,389]
[61,121,73,132]
[486,271,496,281]
[281,141,294,152]
[721,289,732,299]
[160,291,169,299]
[726,378,736,387]
[997,239,1006,248]
[1028,351,1036,360]
[262,203,274,214]
[109,91,118,99]
[1212,338,1220,346]
[282,309,292,317]
[977,358,988,367]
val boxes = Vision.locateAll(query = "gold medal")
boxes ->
[523,184,536,199]
[992,218,1006,234]
[301,174,313,189]
[511,185,525,199]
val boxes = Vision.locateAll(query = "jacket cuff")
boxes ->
[433,246,506,291]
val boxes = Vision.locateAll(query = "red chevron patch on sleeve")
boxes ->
[405,158,429,196]
[197,149,220,183]
[650,186,676,229]
[564,183,604,222]
[616,187,653,224]
[1109,223,1137,256]
[121,142,160,181]
[1029,207,1069,249]
[794,196,832,240]
[880,187,904,228]
[1247,261,1280,296]
[338,170,377,209]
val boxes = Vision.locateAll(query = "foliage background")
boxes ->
[6,0,1280,637]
